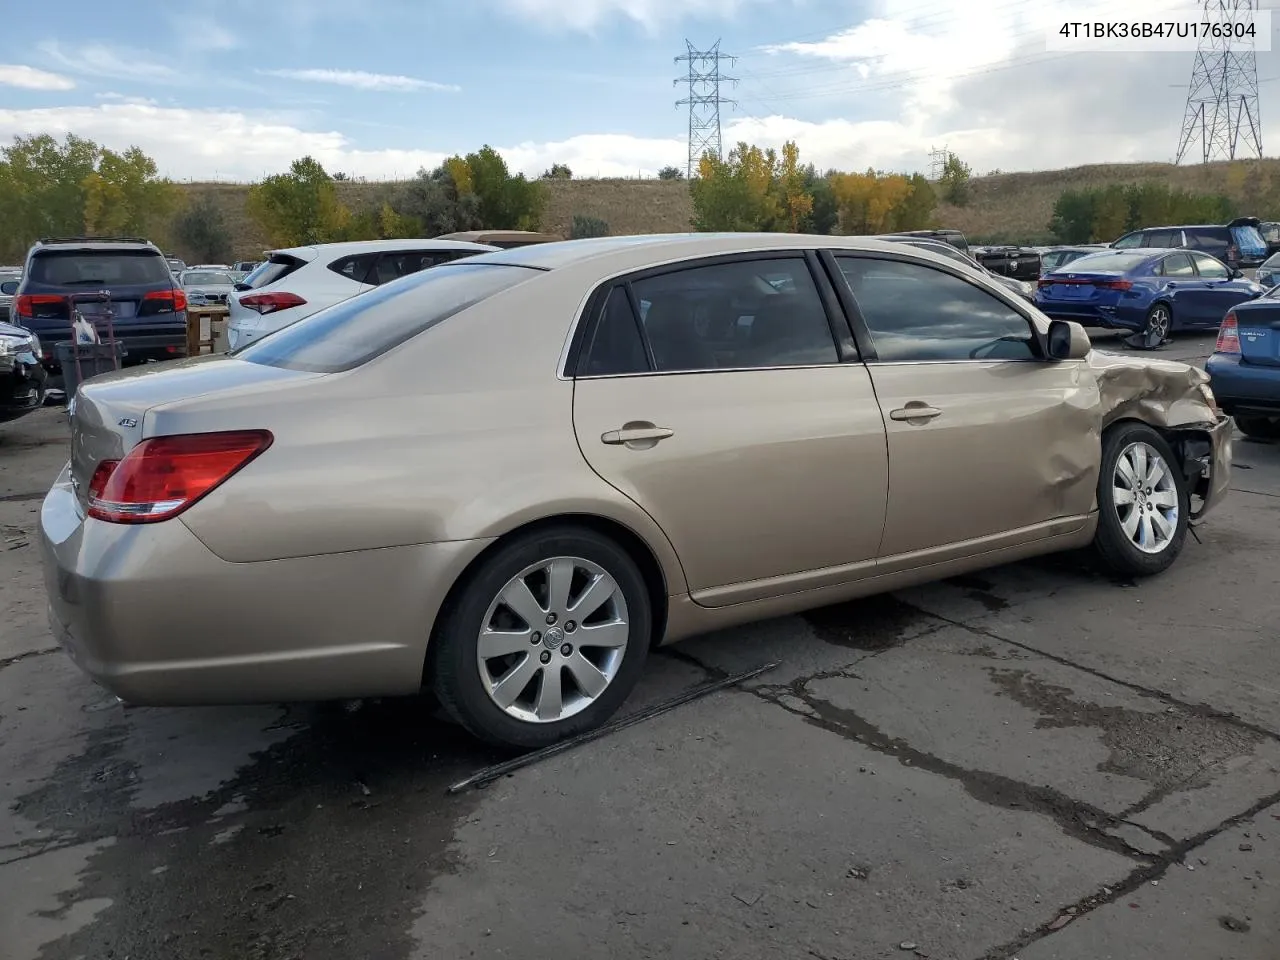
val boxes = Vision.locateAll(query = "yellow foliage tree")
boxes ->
[446,156,473,195]
[829,170,913,234]
[778,141,813,232]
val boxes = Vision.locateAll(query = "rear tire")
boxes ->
[429,525,651,749]
[1092,422,1189,578]
[1143,303,1173,342]
[1235,415,1280,440]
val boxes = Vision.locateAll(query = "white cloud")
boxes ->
[0,64,75,91]
[178,18,239,51]
[499,0,758,32]
[37,40,175,81]
[260,69,460,93]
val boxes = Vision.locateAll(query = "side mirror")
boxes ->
[1231,268,1244,279]
[0,280,17,295]
[1047,319,1091,361]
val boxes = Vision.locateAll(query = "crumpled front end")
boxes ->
[1087,349,1232,519]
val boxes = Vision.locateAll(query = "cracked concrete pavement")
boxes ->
[3,331,1279,959]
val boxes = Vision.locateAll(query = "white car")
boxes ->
[226,239,498,350]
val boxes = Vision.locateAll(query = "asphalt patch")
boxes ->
[986,669,1265,815]
[15,697,503,960]
[801,594,929,652]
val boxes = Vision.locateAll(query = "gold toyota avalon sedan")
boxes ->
[39,234,1232,747]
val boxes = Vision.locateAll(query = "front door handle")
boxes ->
[889,403,942,423]
[601,423,674,446]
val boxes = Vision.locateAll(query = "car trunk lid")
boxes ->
[1235,304,1280,367]
[1037,270,1132,302]
[68,356,322,512]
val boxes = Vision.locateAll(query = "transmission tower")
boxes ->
[674,40,737,177]
[928,146,950,180]
[1175,0,1263,164]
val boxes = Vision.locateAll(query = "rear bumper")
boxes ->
[1034,301,1143,330]
[39,466,493,705]
[36,329,188,371]
[1205,353,1280,415]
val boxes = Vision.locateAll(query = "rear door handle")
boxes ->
[889,403,942,423]
[601,425,674,445]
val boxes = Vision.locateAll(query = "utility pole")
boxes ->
[928,146,950,180]
[674,40,737,178]
[1175,0,1263,163]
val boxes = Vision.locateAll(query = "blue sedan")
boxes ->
[1206,291,1280,439]
[1035,248,1264,340]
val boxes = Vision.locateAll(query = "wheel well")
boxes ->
[422,514,671,683]
[1104,417,1213,489]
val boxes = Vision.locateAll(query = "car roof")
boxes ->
[267,238,500,259]
[30,237,159,253]
[461,232,987,275]
[436,230,562,243]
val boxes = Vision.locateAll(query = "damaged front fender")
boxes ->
[1087,349,1233,519]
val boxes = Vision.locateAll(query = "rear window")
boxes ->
[1051,251,1149,273]
[29,250,171,286]
[234,262,540,373]
[241,254,307,290]
[182,271,233,285]
[1230,224,1266,250]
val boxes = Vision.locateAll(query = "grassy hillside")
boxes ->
[174,157,1280,261]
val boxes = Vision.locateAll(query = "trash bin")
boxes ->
[55,340,126,398]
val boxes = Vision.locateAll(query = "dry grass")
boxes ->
[171,157,1280,260]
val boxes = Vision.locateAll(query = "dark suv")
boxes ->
[11,237,187,371]
[1110,218,1269,270]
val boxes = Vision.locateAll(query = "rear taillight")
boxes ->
[1228,243,1240,260]
[86,430,273,524]
[143,288,188,312]
[1215,312,1242,355]
[1037,278,1055,288]
[1096,279,1133,290]
[239,292,306,315]
[14,293,63,317]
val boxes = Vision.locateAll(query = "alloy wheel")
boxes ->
[476,556,630,724]
[1112,441,1179,554]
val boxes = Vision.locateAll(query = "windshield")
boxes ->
[235,262,540,373]
[1050,251,1148,274]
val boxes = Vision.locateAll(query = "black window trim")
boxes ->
[822,248,1051,365]
[564,249,859,380]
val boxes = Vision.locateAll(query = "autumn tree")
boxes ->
[689,141,816,233]
[829,170,914,234]
[454,145,547,230]
[0,134,175,261]
[391,165,483,236]
[247,156,352,247]
[939,152,972,206]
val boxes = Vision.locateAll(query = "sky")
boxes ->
[0,0,1277,183]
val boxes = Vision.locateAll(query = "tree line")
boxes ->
[0,132,984,265]
[1048,182,1238,245]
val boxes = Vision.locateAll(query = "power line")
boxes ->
[674,40,738,178]
[1176,0,1264,163]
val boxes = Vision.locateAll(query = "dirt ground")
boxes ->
[3,331,1279,960]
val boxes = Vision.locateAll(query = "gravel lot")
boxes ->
[3,331,1278,960]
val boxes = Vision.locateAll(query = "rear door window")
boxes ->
[367,250,454,286]
[1190,252,1229,278]
[235,262,540,373]
[1144,230,1177,248]
[28,250,170,286]
[242,254,307,290]
[1158,253,1195,277]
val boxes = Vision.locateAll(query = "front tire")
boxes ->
[1235,415,1280,440]
[1093,423,1189,577]
[429,526,651,749]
